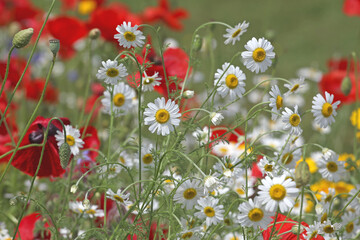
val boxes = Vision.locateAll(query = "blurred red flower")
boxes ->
[84,83,105,122]
[127,222,168,240]
[47,16,88,59]
[11,116,71,177]
[0,0,42,27]
[143,0,189,30]
[24,78,59,104]
[75,126,100,173]
[0,57,31,91]
[343,0,360,16]
[17,213,51,240]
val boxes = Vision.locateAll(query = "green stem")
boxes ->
[0,45,15,97]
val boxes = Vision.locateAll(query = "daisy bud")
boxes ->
[295,160,311,186]
[204,175,219,192]
[89,28,101,40]
[210,112,224,126]
[83,198,90,210]
[12,28,34,48]
[291,225,304,234]
[70,184,78,194]
[59,142,71,169]
[49,39,60,57]
[192,34,202,52]
[183,90,194,99]
[341,76,352,96]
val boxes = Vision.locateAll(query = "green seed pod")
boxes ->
[192,34,202,52]
[12,28,34,48]
[59,142,71,169]
[295,160,311,186]
[341,76,352,96]
[49,39,60,57]
[89,28,101,40]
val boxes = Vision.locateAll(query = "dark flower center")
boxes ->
[29,123,59,143]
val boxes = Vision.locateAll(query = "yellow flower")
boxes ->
[310,179,335,200]
[350,108,360,130]
[296,157,318,173]
[339,153,359,171]
[334,181,355,198]
[78,0,96,15]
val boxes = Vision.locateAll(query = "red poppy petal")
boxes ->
[344,0,360,16]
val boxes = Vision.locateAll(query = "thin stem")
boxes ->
[0,45,15,98]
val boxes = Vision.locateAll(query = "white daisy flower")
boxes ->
[96,59,128,85]
[213,156,243,184]
[284,77,306,95]
[317,150,345,182]
[268,85,284,120]
[297,67,322,82]
[0,222,10,240]
[311,91,341,128]
[106,189,131,207]
[231,175,255,198]
[302,222,323,240]
[282,105,303,136]
[204,174,220,192]
[192,126,211,145]
[223,21,249,45]
[98,163,121,178]
[342,212,358,239]
[214,62,246,99]
[177,218,203,240]
[118,151,135,168]
[101,82,136,117]
[142,72,161,92]
[174,179,204,210]
[312,121,331,134]
[114,21,145,48]
[138,144,156,170]
[69,201,104,218]
[195,196,224,227]
[238,198,273,229]
[224,233,244,240]
[144,97,181,136]
[349,188,360,214]
[210,112,224,125]
[277,143,301,170]
[257,175,299,213]
[257,156,280,177]
[319,220,341,239]
[55,125,84,156]
[241,37,275,73]
[212,142,236,157]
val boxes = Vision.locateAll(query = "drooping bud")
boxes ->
[183,90,194,99]
[295,160,311,186]
[192,34,202,52]
[12,28,34,48]
[59,142,71,169]
[49,39,60,57]
[83,198,90,210]
[291,225,304,235]
[89,28,101,40]
[70,184,78,194]
[341,76,352,96]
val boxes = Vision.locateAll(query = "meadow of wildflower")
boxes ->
[1,0,360,239]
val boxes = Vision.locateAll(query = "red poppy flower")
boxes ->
[24,78,58,104]
[47,16,88,59]
[75,126,100,173]
[11,116,71,177]
[327,58,359,72]
[143,0,189,30]
[210,126,243,143]
[84,83,105,122]
[17,213,51,240]
[0,0,42,27]
[0,57,31,91]
[344,0,360,16]
[262,213,324,240]
[87,3,142,44]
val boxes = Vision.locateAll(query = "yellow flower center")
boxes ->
[325,194,333,203]
[323,225,334,234]
[276,95,283,109]
[309,231,318,239]
[282,153,294,165]
[119,157,125,164]
[114,195,124,202]
[113,93,125,107]
[66,135,75,146]
[248,208,264,222]
[106,68,119,78]
[232,29,241,38]
[326,161,338,172]
[264,164,273,172]
[346,222,354,233]
[230,237,239,240]
[224,218,231,225]
[289,113,301,127]
[225,74,239,89]
[252,48,266,62]
[269,184,286,201]
[236,188,245,195]
[204,206,215,217]
[224,163,234,171]
[321,103,333,118]
[155,109,170,124]
[124,31,136,42]
[142,153,153,164]
[85,209,96,215]
[290,84,299,92]
[144,78,154,85]
[183,188,197,200]
[181,232,193,239]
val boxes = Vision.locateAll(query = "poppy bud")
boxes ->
[12,28,34,48]
[295,160,310,186]
[192,34,202,52]
[49,39,60,57]
[183,90,194,99]
[89,28,101,40]
[59,142,71,169]
[341,76,352,96]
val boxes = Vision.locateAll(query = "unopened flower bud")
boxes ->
[146,44,151,50]
[192,34,202,52]
[59,142,71,169]
[70,184,78,194]
[183,90,194,99]
[204,175,219,192]
[210,112,224,126]
[89,28,101,40]
[341,76,352,96]
[10,197,17,206]
[295,160,311,186]
[49,39,60,57]
[291,225,304,234]
[83,198,90,210]
[12,28,34,48]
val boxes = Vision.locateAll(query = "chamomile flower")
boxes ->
[204,174,220,192]
[223,21,249,45]
[277,143,302,170]
[138,144,156,170]
[342,212,358,239]
[224,233,244,240]
[114,21,145,48]
[195,196,224,227]
[297,67,322,82]
[241,37,275,73]
[142,72,161,92]
[144,97,181,136]
[118,151,135,168]
[238,198,273,229]
[192,126,211,145]
[319,220,341,239]
[257,175,299,212]
[0,222,10,240]
[284,77,306,95]
[282,105,303,136]
[210,112,224,125]
[214,62,246,99]
[96,59,128,85]
[302,222,323,240]
[258,156,279,177]
[55,125,84,156]
[268,85,284,120]
[101,82,136,117]
[174,179,204,210]
[69,201,104,218]
[106,189,131,207]
[311,91,341,128]
[317,151,345,182]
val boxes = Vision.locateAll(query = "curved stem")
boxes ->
[0,45,15,98]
